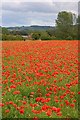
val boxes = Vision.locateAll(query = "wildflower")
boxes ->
[5,109,10,113]
[0,103,4,107]
[10,85,16,89]
[19,109,24,114]
[70,103,75,108]
[57,112,62,116]
[46,110,52,116]
[13,90,20,95]
[78,91,80,94]
[42,104,50,111]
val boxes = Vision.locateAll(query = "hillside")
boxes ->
[7,25,55,31]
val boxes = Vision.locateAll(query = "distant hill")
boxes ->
[7,25,55,31]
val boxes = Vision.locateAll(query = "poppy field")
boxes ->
[1,40,79,119]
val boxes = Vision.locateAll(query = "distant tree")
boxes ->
[32,32,41,40]
[2,27,10,35]
[46,28,56,37]
[10,30,29,36]
[40,31,51,40]
[55,11,77,40]
[2,34,23,41]
[32,30,56,40]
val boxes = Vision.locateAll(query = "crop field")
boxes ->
[1,40,79,119]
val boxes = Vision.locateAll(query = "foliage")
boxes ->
[32,32,41,40]
[2,27,10,35]
[40,31,50,40]
[55,11,77,40]
[2,34,24,41]
[46,28,55,37]
[32,30,56,40]
[10,30,31,36]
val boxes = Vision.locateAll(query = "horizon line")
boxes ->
[0,25,55,27]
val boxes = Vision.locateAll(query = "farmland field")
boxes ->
[1,40,79,118]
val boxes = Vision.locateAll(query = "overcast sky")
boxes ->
[1,0,79,27]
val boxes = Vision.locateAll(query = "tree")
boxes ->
[40,31,51,40]
[32,32,41,40]
[46,28,56,36]
[55,11,77,40]
[2,27,10,35]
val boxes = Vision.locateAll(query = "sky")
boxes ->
[1,0,79,27]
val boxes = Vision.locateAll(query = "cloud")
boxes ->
[2,0,79,2]
[2,2,78,27]
[2,2,56,13]
[2,2,78,14]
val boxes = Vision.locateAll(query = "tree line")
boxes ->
[1,11,80,41]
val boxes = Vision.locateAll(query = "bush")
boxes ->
[2,34,24,41]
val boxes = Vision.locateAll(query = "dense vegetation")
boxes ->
[1,11,80,41]
[2,41,79,118]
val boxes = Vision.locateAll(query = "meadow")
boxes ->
[2,40,79,119]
